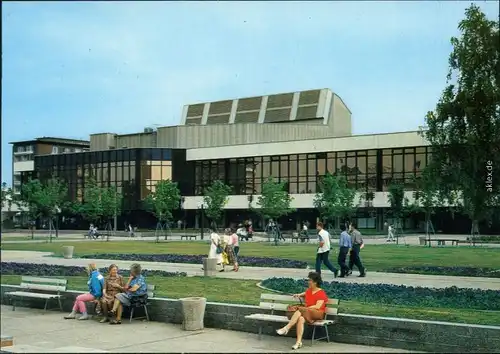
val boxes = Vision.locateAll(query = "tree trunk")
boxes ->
[471,219,480,246]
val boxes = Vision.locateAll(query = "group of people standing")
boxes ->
[315,221,366,278]
[207,227,240,272]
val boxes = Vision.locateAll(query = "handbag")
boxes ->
[216,245,224,254]
[286,304,301,319]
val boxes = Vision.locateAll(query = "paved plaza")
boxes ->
[0,306,414,353]
[2,250,500,290]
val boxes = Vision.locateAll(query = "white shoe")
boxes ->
[276,327,288,336]
[64,312,76,319]
[78,314,90,320]
[292,342,303,350]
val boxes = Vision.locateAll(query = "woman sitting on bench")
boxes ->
[108,263,147,325]
[64,263,104,320]
[276,272,329,350]
[98,264,125,323]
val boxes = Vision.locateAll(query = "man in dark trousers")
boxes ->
[338,223,352,277]
[348,222,366,277]
[315,222,338,278]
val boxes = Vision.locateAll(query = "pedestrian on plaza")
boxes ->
[315,222,338,278]
[338,223,352,277]
[128,223,135,238]
[224,228,239,272]
[387,224,395,242]
[348,222,366,277]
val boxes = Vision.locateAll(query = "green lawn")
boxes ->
[1,274,498,325]
[2,241,499,270]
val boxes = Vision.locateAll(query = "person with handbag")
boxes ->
[276,272,329,350]
[207,226,224,271]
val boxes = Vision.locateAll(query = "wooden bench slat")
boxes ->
[21,276,67,285]
[259,302,289,311]
[6,291,62,299]
[245,313,335,326]
[20,283,66,292]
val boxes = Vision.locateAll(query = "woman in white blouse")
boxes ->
[208,227,223,267]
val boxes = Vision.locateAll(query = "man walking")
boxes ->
[387,224,395,242]
[338,224,352,277]
[348,222,366,277]
[315,222,338,278]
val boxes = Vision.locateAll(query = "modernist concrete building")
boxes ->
[22,88,490,233]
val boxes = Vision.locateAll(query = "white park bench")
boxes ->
[5,276,67,312]
[245,293,339,346]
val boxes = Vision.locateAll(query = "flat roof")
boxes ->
[9,137,90,146]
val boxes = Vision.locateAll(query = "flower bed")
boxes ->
[384,266,500,278]
[261,277,500,311]
[79,253,308,269]
[0,262,187,278]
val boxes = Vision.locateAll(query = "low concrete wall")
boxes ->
[1,285,499,353]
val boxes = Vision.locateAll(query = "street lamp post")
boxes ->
[51,205,61,243]
[198,201,206,240]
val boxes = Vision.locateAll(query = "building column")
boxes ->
[201,103,211,125]
[290,92,301,121]
[257,96,269,123]
[180,105,189,125]
[229,99,239,124]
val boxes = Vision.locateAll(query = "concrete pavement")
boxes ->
[2,250,500,290]
[0,305,415,353]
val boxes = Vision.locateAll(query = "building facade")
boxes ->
[10,137,90,195]
[18,89,499,233]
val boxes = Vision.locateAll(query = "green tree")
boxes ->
[314,173,357,231]
[386,181,412,244]
[20,177,68,242]
[1,182,14,210]
[405,169,443,246]
[144,180,181,242]
[422,4,500,239]
[73,178,103,226]
[257,176,294,245]
[203,180,231,229]
[100,185,123,241]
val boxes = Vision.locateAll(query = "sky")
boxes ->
[2,1,499,185]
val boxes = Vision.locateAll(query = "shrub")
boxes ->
[79,253,308,269]
[384,266,500,278]
[261,277,500,311]
[0,262,187,278]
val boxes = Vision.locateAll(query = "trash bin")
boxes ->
[203,258,217,277]
[179,297,206,331]
[62,246,74,259]
[419,237,426,246]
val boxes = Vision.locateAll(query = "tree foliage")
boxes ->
[20,177,68,220]
[1,182,14,211]
[144,180,181,222]
[256,176,294,220]
[203,180,231,226]
[422,4,500,229]
[386,182,409,223]
[314,173,357,225]
[405,168,443,223]
[73,178,122,225]
[74,178,103,223]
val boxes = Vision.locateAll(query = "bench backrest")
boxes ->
[147,284,155,298]
[20,276,67,292]
[259,293,339,318]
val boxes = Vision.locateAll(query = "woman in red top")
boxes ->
[276,272,328,350]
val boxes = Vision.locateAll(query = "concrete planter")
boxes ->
[203,258,217,277]
[62,246,74,259]
[180,297,206,331]
[419,236,427,246]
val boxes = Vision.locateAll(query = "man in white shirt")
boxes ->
[387,224,395,242]
[315,222,338,278]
